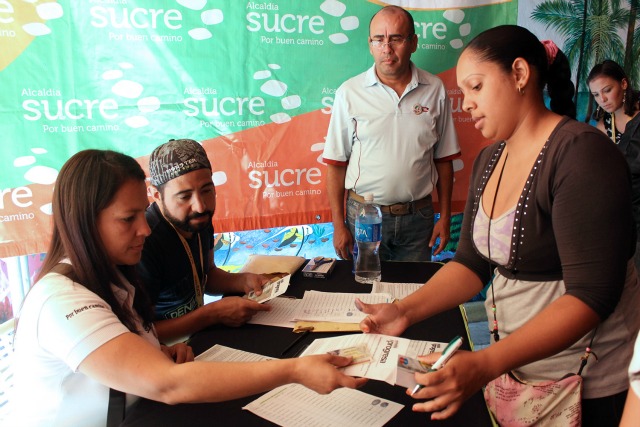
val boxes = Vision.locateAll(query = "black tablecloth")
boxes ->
[121,260,493,427]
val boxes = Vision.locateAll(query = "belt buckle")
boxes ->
[389,202,411,216]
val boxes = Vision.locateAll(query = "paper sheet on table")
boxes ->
[196,344,272,362]
[243,383,403,427]
[247,297,300,328]
[300,333,446,385]
[371,281,424,300]
[292,291,392,323]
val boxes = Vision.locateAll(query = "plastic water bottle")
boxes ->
[354,193,382,284]
[351,241,358,274]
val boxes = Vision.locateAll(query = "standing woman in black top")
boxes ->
[588,60,640,272]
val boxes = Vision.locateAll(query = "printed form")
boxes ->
[243,384,403,427]
[371,281,424,300]
[292,291,392,323]
[246,285,422,328]
[196,344,272,362]
[195,344,404,426]
[247,297,300,328]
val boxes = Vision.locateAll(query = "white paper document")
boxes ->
[195,344,272,362]
[293,291,392,323]
[300,333,446,385]
[247,297,300,328]
[246,274,291,303]
[371,281,424,300]
[198,345,404,426]
[243,383,403,427]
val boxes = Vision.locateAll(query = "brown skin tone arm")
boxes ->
[154,258,271,343]
[357,260,600,420]
[620,388,640,427]
[326,163,353,260]
[79,333,368,404]
[431,160,454,255]
[411,295,599,420]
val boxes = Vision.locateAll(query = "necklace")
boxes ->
[611,113,618,144]
[485,148,599,369]
[487,151,508,342]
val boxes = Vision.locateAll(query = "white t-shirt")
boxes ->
[8,268,159,427]
[322,63,460,206]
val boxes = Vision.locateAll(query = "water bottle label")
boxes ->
[355,223,381,242]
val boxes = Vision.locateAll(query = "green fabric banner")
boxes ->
[0,0,517,258]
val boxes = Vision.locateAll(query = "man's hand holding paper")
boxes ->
[245,275,291,303]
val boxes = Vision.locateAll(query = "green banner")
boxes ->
[0,0,517,258]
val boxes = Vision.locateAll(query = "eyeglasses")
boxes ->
[369,35,413,50]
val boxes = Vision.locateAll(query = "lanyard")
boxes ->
[166,219,205,308]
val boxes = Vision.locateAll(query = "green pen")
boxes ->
[411,335,464,395]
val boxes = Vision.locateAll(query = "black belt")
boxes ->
[348,190,432,216]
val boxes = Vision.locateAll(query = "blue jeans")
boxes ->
[346,197,434,262]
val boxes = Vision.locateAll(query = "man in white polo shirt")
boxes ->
[323,5,460,262]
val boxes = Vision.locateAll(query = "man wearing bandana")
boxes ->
[138,138,269,344]
[323,6,461,262]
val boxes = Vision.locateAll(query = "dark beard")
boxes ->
[163,209,213,234]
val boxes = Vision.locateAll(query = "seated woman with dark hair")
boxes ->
[8,149,365,426]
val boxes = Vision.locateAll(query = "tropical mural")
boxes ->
[213,214,462,273]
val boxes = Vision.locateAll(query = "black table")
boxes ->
[121,260,493,427]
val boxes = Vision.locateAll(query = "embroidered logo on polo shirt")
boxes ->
[413,104,429,115]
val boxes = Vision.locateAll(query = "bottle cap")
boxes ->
[364,193,374,202]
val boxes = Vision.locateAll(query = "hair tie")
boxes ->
[541,40,559,65]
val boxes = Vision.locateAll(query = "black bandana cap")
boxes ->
[148,138,212,186]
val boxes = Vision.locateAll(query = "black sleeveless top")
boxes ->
[604,111,640,239]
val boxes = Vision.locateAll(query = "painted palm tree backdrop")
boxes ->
[531,0,640,119]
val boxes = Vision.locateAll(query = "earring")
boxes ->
[517,86,525,95]
[623,91,626,106]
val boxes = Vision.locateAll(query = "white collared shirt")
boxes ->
[323,62,460,205]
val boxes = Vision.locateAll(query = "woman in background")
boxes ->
[587,60,640,271]
[357,26,640,426]
[9,149,365,427]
